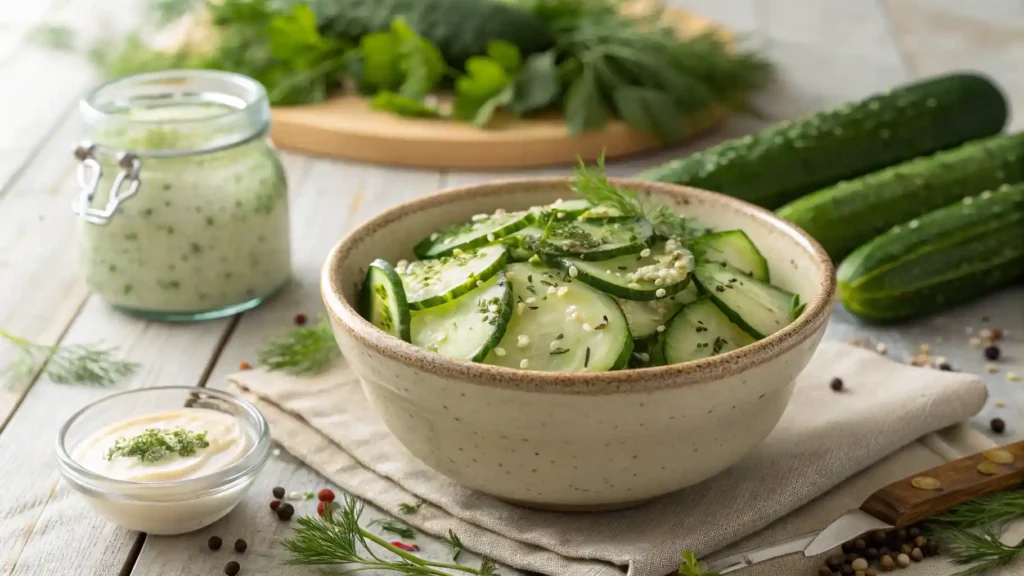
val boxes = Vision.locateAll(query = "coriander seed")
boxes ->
[208,536,222,550]
[852,558,868,571]
[896,553,911,568]
[234,539,247,553]
[879,554,894,570]
[224,560,240,575]
[911,547,923,562]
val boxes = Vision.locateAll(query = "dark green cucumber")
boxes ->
[691,230,769,282]
[637,73,1008,208]
[778,132,1024,259]
[551,239,693,300]
[662,298,756,364]
[400,244,508,310]
[361,259,412,341]
[415,210,532,258]
[838,183,1024,322]
[537,217,653,260]
[693,263,797,339]
[316,0,555,68]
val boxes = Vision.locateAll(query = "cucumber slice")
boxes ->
[662,298,756,364]
[483,262,631,372]
[545,198,591,218]
[537,217,653,260]
[500,226,543,262]
[692,230,770,282]
[627,336,664,368]
[616,282,699,339]
[693,263,795,339]
[553,239,694,300]
[411,272,512,362]
[399,244,508,310]
[415,210,533,258]
[360,259,412,341]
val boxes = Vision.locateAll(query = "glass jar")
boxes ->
[73,70,291,322]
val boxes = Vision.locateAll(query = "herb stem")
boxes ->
[359,531,480,574]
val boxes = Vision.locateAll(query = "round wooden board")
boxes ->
[269,7,728,170]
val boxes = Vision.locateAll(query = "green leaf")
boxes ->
[564,66,608,134]
[371,92,440,118]
[454,56,511,122]
[473,84,515,127]
[611,86,683,142]
[392,18,446,99]
[507,50,560,115]
[486,40,521,73]
[267,4,327,61]
[358,32,403,92]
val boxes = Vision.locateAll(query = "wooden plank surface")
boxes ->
[0,1,1021,575]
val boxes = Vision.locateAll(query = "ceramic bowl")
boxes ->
[321,178,835,510]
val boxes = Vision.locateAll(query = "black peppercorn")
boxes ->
[224,561,240,576]
[840,564,854,576]
[276,503,295,521]
[984,345,1000,361]
[208,536,222,551]
[938,362,953,371]
[830,377,844,392]
[872,531,887,545]
[845,552,859,564]
[907,526,920,539]
[818,566,832,576]
[925,540,940,557]
[878,546,891,557]
[866,547,879,560]
[896,528,907,542]
[991,418,1006,434]
[234,539,247,553]
[827,554,844,568]
[272,486,285,499]
[853,538,866,550]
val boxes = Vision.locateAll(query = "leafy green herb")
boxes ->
[789,294,806,320]
[679,550,718,576]
[1,329,139,388]
[106,427,209,463]
[282,496,499,574]
[355,18,446,102]
[507,50,560,115]
[257,317,341,375]
[398,500,425,515]
[445,529,464,561]
[454,41,521,126]
[928,523,1024,576]
[930,491,1024,530]
[372,92,440,117]
[369,519,417,539]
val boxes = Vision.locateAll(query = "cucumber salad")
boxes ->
[359,168,806,372]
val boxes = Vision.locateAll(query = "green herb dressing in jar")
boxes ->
[74,71,291,321]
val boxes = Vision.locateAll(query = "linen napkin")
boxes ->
[229,341,1000,576]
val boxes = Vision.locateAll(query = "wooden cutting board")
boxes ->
[269,7,730,169]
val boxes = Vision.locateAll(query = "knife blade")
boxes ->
[701,440,1024,573]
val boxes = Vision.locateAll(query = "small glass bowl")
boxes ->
[56,386,270,535]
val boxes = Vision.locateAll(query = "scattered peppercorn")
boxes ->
[880,555,894,570]
[276,503,295,521]
[208,536,222,551]
[865,568,877,576]
[827,554,844,568]
[907,527,920,539]
[878,546,890,557]
[925,540,940,557]
[391,541,420,552]
[911,548,923,562]
[852,558,868,571]
[817,567,832,576]
[984,345,1000,360]
[938,362,952,371]
[830,377,844,392]
[294,313,308,325]
[866,547,879,560]
[269,500,281,511]
[840,564,853,576]
[239,361,251,370]
[853,538,866,551]
[896,553,911,568]
[317,501,328,517]
[871,531,886,545]
[272,487,285,499]
[992,328,1003,340]
[991,417,1006,434]
[900,543,913,556]
[224,560,240,575]
[845,552,859,564]
[234,539,247,553]
[317,488,336,503]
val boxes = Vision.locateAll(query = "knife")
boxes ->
[703,440,1024,574]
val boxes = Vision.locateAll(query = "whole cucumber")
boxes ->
[637,73,1009,208]
[777,132,1024,260]
[837,183,1024,323]
[316,0,555,67]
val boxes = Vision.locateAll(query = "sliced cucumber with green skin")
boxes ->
[411,272,512,361]
[414,210,533,258]
[838,183,1024,322]
[693,263,796,339]
[400,244,507,310]
[500,226,543,261]
[545,198,591,218]
[616,282,700,339]
[692,230,769,282]
[662,298,756,364]
[552,239,693,300]
[483,262,631,372]
[537,217,653,260]
[360,259,411,341]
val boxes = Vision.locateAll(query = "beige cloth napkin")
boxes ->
[230,341,1009,576]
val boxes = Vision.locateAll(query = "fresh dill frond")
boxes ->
[282,495,499,575]
[398,500,426,515]
[930,491,1024,530]
[445,529,464,561]
[106,427,210,463]
[257,316,340,375]
[369,518,417,539]
[928,523,1024,576]
[1,329,139,388]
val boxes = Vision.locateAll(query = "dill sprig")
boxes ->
[445,530,464,561]
[257,316,340,375]
[106,427,210,463]
[398,500,426,515]
[1,329,139,388]
[571,154,698,240]
[928,523,1024,576]
[679,550,718,576]
[370,519,418,539]
[929,491,1024,530]
[282,496,499,575]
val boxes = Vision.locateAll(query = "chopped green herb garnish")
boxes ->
[445,529,464,561]
[549,347,570,355]
[398,500,425,514]
[1,329,138,389]
[106,427,209,463]
[369,519,417,539]
[257,316,340,375]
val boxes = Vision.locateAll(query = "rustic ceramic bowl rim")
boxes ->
[322,177,836,394]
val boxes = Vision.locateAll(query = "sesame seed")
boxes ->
[640,248,651,258]
[429,233,439,241]
[476,280,484,287]
[396,259,409,269]
[557,212,566,219]
[875,342,887,354]
[963,196,975,205]
[486,233,496,242]
[986,363,999,373]
[487,304,498,313]
[547,286,557,296]
[453,248,464,256]
[520,359,529,369]
[549,340,561,351]
[494,208,506,215]
[655,288,667,298]
[656,325,666,333]
[995,401,1006,407]
[969,337,983,348]
[979,328,993,339]
[494,347,506,357]
[908,220,919,229]
[628,282,641,289]
[582,323,593,332]
[568,266,579,278]
[1009,372,1021,382]
[525,297,537,304]
[471,213,488,221]
[517,335,531,348]
[517,302,526,316]
[654,278,664,287]
[570,311,579,321]
[556,286,569,297]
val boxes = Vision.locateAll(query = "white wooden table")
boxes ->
[1,1,1022,575]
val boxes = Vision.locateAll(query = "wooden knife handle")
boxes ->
[860,440,1024,527]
